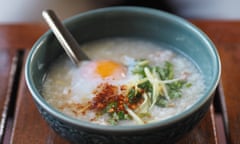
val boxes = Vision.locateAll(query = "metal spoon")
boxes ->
[42,9,89,66]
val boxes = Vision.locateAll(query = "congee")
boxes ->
[42,38,205,125]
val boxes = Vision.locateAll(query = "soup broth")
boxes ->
[42,38,205,125]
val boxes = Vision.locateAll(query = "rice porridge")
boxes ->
[42,38,205,125]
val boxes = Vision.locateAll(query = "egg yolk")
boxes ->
[95,60,126,79]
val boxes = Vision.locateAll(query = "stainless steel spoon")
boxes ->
[42,9,89,66]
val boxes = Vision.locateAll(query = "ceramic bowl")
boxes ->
[25,6,221,144]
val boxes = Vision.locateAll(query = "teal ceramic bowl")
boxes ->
[25,7,221,144]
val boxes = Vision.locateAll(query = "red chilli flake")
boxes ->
[88,83,143,115]
[90,83,124,111]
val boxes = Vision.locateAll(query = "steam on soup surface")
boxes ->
[42,38,205,125]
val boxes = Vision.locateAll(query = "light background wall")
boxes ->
[0,0,240,23]
[0,0,120,23]
[168,0,240,20]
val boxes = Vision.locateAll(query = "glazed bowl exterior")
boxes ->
[25,6,221,144]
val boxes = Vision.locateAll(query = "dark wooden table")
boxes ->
[0,21,239,144]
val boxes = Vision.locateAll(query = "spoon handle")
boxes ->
[42,9,89,65]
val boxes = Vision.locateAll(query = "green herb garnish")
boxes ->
[90,59,192,125]
[130,60,191,112]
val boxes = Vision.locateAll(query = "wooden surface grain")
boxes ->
[0,48,15,143]
[0,24,47,50]
[1,21,240,143]
[192,21,240,144]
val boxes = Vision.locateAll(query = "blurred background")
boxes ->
[1,0,240,23]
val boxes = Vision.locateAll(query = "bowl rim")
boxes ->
[25,6,221,133]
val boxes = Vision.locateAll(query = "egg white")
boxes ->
[70,57,140,103]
